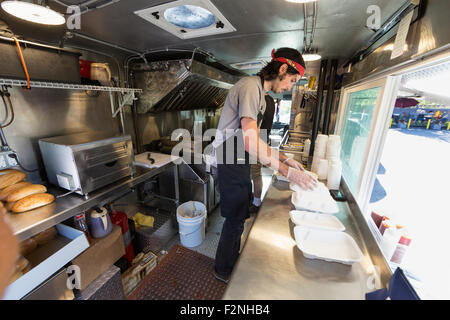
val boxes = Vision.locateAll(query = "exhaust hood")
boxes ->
[132,58,241,114]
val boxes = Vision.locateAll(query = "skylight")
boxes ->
[164,5,215,30]
[134,0,236,39]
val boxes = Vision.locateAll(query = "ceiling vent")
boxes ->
[134,0,236,40]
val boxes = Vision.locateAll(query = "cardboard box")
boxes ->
[71,225,125,290]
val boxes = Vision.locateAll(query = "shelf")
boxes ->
[0,78,142,93]
[7,163,175,242]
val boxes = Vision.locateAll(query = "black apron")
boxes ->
[217,77,265,221]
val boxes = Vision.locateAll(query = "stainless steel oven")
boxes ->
[39,132,134,197]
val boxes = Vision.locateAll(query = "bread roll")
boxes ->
[9,270,23,284]
[7,184,47,202]
[0,169,23,176]
[0,171,26,189]
[0,181,32,201]
[22,264,32,274]
[16,256,30,272]
[5,201,15,211]
[33,226,57,246]
[12,193,55,213]
[19,238,37,256]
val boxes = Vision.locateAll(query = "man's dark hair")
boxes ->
[257,47,305,81]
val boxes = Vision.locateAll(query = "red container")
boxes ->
[110,210,135,264]
[79,59,92,79]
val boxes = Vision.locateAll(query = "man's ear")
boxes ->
[279,63,288,75]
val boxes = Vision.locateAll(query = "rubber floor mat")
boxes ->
[128,245,227,300]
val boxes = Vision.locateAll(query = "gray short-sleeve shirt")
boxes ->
[213,76,266,148]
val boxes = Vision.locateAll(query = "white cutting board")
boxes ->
[294,226,363,265]
[134,152,180,169]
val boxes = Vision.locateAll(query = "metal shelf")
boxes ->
[7,163,176,242]
[0,78,142,93]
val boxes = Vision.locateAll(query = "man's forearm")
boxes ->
[253,137,291,176]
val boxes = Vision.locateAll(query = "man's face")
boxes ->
[271,64,301,93]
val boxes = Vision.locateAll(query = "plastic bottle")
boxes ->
[381,227,401,260]
[390,235,412,265]
[74,213,91,243]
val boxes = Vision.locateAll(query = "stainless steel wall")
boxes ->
[345,0,450,85]
[0,47,128,183]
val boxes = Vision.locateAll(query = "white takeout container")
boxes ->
[293,226,363,265]
[289,181,329,194]
[290,210,345,231]
[291,191,339,214]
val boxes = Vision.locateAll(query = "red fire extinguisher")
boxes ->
[110,210,135,265]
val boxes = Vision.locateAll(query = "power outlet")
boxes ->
[0,150,18,170]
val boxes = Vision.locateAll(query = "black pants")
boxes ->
[214,162,252,277]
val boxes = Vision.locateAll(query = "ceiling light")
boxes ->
[1,1,65,25]
[302,53,321,61]
[285,0,318,3]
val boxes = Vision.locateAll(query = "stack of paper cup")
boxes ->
[317,159,329,180]
[314,135,328,159]
[312,135,328,174]
[326,135,341,159]
[327,159,342,190]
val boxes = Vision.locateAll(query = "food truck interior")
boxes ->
[0,0,448,301]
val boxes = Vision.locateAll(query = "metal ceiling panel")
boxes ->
[50,0,409,68]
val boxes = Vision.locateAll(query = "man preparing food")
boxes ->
[212,47,317,283]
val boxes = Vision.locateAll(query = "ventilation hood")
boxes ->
[132,58,241,114]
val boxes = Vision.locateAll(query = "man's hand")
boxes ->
[283,158,305,171]
[287,167,317,191]
[0,202,19,298]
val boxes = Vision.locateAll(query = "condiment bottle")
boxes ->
[74,213,91,243]
[379,218,392,236]
[371,211,383,228]
[390,234,412,265]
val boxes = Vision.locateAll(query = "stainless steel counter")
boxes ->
[223,179,383,300]
[7,164,177,242]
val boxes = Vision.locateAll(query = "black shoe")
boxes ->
[249,204,261,214]
[213,268,230,284]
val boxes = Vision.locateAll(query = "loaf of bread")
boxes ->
[0,171,26,189]
[0,181,32,201]
[19,238,37,256]
[7,184,47,203]
[16,256,30,272]
[5,201,15,211]
[0,169,23,176]
[12,193,55,213]
[9,270,23,284]
[33,226,57,245]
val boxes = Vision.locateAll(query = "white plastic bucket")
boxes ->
[176,201,207,248]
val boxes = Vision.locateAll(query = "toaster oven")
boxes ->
[39,132,134,197]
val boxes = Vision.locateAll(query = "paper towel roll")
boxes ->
[317,159,328,180]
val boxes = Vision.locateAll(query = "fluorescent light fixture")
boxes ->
[1,1,65,25]
[285,0,317,3]
[302,53,321,61]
